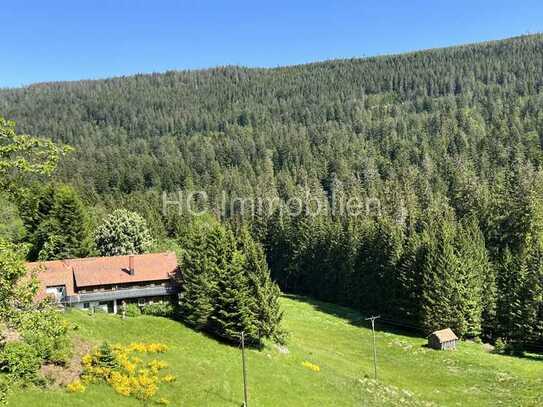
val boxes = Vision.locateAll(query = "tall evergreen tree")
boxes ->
[179,221,283,345]
[420,207,487,337]
[17,184,91,260]
[209,249,256,343]
[239,229,284,343]
[178,221,215,330]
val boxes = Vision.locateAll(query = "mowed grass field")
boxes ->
[8,297,542,406]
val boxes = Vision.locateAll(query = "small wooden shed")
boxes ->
[427,328,458,350]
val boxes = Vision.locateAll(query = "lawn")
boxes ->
[7,296,543,406]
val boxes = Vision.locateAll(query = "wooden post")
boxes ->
[241,332,249,407]
[365,315,380,380]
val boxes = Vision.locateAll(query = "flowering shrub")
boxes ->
[66,380,86,393]
[161,374,176,383]
[67,341,175,404]
[148,359,168,373]
[301,361,321,372]
[126,342,168,353]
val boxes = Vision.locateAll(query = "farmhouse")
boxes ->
[27,252,179,313]
[427,328,459,350]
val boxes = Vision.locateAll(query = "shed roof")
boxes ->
[429,328,458,343]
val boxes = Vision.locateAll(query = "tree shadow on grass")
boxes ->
[503,350,543,362]
[283,294,425,339]
[284,294,543,359]
[521,353,543,361]
[176,320,265,351]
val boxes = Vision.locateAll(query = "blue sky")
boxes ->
[2,0,543,87]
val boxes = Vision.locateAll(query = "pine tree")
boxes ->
[178,221,215,330]
[497,240,543,352]
[395,229,425,324]
[97,342,120,370]
[454,218,488,338]
[17,184,91,260]
[179,221,284,345]
[209,248,256,343]
[420,215,463,334]
[239,229,284,343]
[494,167,543,351]
[420,207,487,337]
[47,184,91,259]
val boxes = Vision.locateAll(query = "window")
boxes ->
[45,285,66,302]
[83,303,90,309]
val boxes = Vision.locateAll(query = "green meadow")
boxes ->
[8,297,542,406]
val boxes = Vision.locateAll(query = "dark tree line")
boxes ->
[2,35,543,352]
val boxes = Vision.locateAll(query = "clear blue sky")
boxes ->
[2,0,543,88]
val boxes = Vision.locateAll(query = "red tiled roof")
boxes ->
[27,260,75,298]
[27,252,178,297]
[71,252,177,287]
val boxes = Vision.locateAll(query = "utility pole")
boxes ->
[365,315,380,380]
[241,331,249,407]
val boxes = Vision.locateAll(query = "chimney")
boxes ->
[128,255,135,275]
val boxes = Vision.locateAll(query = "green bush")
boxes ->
[0,376,11,405]
[494,338,506,354]
[16,309,71,364]
[125,304,142,317]
[493,338,525,356]
[0,342,42,382]
[141,303,174,318]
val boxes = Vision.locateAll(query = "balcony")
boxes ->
[63,284,177,304]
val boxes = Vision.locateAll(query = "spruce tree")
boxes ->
[420,207,487,337]
[239,229,284,343]
[209,249,256,343]
[47,184,91,259]
[178,221,215,330]
[420,215,464,334]
[455,219,488,338]
[18,184,91,260]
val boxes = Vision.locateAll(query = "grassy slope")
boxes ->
[8,297,542,406]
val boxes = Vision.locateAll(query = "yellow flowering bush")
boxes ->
[148,359,168,373]
[66,380,86,393]
[162,374,176,383]
[302,361,321,372]
[131,369,159,401]
[67,341,176,404]
[125,342,168,353]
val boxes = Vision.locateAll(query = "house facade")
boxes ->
[27,252,179,313]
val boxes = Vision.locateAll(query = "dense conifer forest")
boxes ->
[2,34,543,352]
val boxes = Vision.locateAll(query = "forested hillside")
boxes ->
[2,34,543,352]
